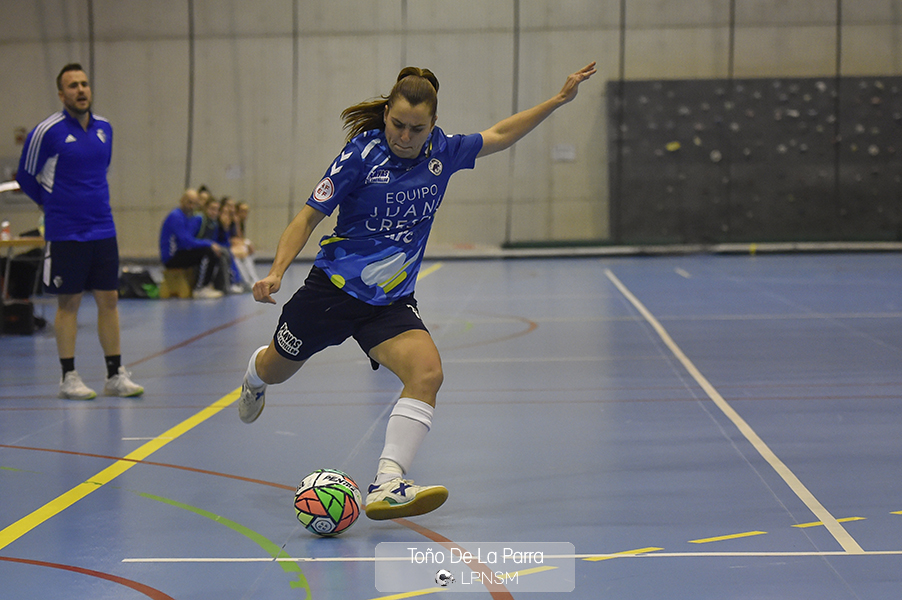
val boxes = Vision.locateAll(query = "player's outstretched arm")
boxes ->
[477,62,597,159]
[253,204,326,304]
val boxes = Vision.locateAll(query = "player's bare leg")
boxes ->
[94,289,120,356]
[55,293,82,360]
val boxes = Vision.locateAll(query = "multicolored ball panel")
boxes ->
[294,469,362,536]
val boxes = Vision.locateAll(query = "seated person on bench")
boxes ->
[159,188,227,299]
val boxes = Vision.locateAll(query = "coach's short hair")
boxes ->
[57,63,85,90]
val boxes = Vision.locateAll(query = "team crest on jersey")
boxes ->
[313,177,334,202]
[96,130,106,143]
[428,158,443,176]
[365,168,391,184]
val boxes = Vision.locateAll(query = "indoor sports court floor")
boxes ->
[2,252,902,599]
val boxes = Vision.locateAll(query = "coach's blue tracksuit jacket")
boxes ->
[17,109,116,242]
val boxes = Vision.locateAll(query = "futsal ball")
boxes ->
[294,468,362,536]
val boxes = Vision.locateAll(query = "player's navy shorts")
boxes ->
[273,266,428,366]
[43,237,120,295]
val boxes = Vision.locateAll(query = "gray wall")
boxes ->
[1,1,901,259]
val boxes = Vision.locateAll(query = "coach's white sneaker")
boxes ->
[59,370,97,400]
[238,376,266,423]
[103,366,144,397]
[365,477,448,520]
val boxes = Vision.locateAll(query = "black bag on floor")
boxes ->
[0,250,42,299]
[1,302,38,335]
[119,268,159,299]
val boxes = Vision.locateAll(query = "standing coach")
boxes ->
[17,63,142,400]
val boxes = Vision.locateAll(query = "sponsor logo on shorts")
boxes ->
[277,322,303,356]
[313,177,334,202]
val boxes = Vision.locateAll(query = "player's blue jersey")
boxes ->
[17,110,116,242]
[307,127,482,305]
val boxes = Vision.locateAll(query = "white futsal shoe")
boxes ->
[103,366,144,397]
[59,370,97,400]
[365,477,448,520]
[238,376,266,424]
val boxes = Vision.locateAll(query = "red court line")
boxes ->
[440,312,538,351]
[0,556,176,600]
[126,309,268,367]
[0,443,290,490]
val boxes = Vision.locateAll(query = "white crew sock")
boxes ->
[245,346,268,388]
[374,397,434,485]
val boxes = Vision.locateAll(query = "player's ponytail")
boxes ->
[341,67,439,142]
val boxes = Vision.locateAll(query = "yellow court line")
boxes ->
[604,269,865,555]
[690,531,768,544]
[0,388,241,551]
[793,517,865,529]
[369,587,444,600]
[584,547,664,562]
[417,262,443,280]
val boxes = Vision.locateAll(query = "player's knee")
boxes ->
[415,361,443,396]
[95,293,119,312]
[57,293,82,313]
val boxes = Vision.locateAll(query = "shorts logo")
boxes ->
[428,158,442,176]
[53,275,63,288]
[313,177,334,202]
[406,303,421,320]
[276,322,303,356]
[365,168,391,184]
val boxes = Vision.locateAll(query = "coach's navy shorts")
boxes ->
[273,266,428,365]
[43,237,120,295]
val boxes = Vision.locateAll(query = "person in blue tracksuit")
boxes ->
[17,63,143,400]
[237,62,597,520]
[159,188,227,297]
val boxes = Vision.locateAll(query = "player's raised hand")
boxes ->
[558,62,597,105]
[253,275,281,304]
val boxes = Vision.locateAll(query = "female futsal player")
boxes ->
[238,62,596,520]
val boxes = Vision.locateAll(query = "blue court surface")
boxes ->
[2,253,902,599]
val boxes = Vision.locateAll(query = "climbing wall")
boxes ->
[608,76,902,244]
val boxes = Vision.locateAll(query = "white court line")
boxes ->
[440,356,649,364]
[603,268,865,555]
[122,549,902,564]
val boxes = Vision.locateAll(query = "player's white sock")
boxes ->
[245,346,267,388]
[376,458,403,482]
[374,397,433,485]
